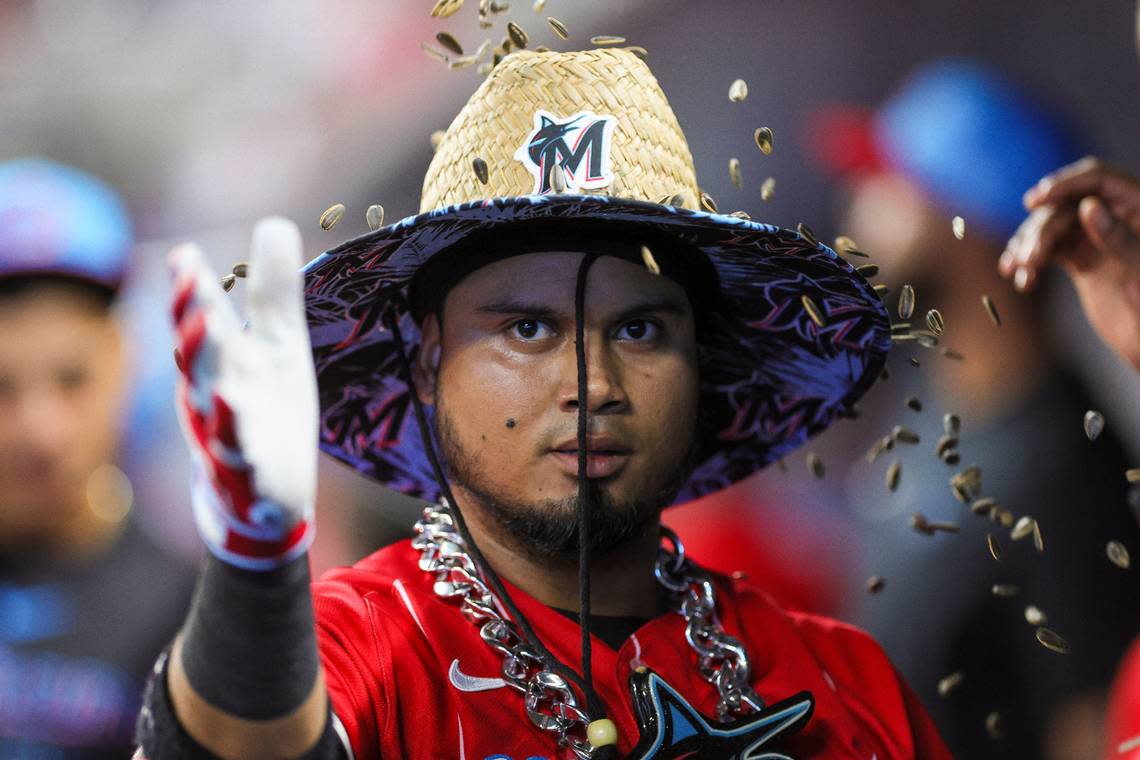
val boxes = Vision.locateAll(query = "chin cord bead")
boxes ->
[587,718,619,748]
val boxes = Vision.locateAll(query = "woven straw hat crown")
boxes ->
[421,48,701,212]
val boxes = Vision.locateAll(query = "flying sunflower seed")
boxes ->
[1126,468,1140,484]
[865,436,892,464]
[319,203,346,230]
[627,45,649,60]
[905,396,922,412]
[728,210,751,220]
[728,158,742,189]
[753,126,774,156]
[669,192,688,208]
[872,283,889,298]
[982,294,1001,326]
[366,204,385,231]
[640,245,660,276]
[971,497,997,517]
[436,31,464,55]
[807,452,825,478]
[231,262,249,278]
[699,191,719,213]
[909,513,934,536]
[987,533,1001,561]
[915,332,940,349]
[866,575,886,594]
[801,294,825,328]
[1025,605,1046,625]
[430,0,464,18]
[886,461,902,492]
[985,711,1003,739]
[219,274,237,292]
[996,508,1014,528]
[991,583,1019,597]
[892,425,920,445]
[430,130,446,151]
[1032,521,1044,552]
[937,672,963,697]
[1107,540,1131,569]
[797,222,818,246]
[507,21,528,48]
[942,349,965,361]
[448,54,479,70]
[473,157,490,185]
[925,309,945,336]
[856,264,879,278]
[943,450,961,465]
[1035,627,1069,654]
[420,41,450,64]
[532,0,545,9]
[548,162,567,193]
[728,78,748,102]
[952,215,966,240]
[547,17,569,39]
[489,0,510,14]
[943,413,961,436]
[898,284,915,320]
[936,434,960,460]
[1082,410,1104,441]
[929,520,960,534]
[892,322,912,332]
[834,235,857,254]
[1011,516,1036,541]
[500,35,513,53]
[590,34,626,45]
[760,176,776,202]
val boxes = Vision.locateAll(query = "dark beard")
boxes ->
[432,398,693,564]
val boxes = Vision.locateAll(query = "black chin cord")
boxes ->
[386,305,617,758]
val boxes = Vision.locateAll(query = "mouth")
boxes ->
[549,437,632,479]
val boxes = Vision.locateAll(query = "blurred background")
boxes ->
[1,0,1138,758]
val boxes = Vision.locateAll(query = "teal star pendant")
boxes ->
[624,668,814,759]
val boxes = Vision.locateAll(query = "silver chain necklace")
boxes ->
[412,503,764,758]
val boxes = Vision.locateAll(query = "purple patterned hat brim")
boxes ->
[303,194,891,505]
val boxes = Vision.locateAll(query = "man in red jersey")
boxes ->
[136,48,950,759]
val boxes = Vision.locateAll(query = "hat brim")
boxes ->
[303,194,890,505]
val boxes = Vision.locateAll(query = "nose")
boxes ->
[557,328,629,415]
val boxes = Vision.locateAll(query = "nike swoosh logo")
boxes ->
[448,658,508,693]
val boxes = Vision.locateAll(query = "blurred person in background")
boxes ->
[0,159,195,758]
[810,60,1140,759]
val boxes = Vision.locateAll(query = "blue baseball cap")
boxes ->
[809,59,1084,240]
[0,158,132,293]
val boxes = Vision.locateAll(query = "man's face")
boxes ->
[0,283,125,543]
[415,251,701,561]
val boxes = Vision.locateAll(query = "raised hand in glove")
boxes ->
[169,217,318,570]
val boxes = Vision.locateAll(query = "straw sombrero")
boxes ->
[303,48,890,504]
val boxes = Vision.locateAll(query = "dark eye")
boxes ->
[511,319,553,341]
[57,366,89,392]
[616,319,658,341]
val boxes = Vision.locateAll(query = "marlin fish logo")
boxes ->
[514,109,617,194]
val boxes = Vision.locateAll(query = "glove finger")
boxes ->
[246,217,308,344]
[169,242,242,384]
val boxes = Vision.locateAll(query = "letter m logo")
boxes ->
[513,109,617,194]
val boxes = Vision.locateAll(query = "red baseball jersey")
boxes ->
[313,541,951,759]
[1107,636,1140,760]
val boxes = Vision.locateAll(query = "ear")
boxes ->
[412,313,442,405]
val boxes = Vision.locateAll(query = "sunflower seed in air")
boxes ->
[699,191,719,213]
[436,31,464,55]
[1035,627,1069,654]
[728,158,742,189]
[641,245,660,276]
[1024,605,1046,625]
[936,434,959,460]
[760,176,776,201]
[909,513,934,536]
[1107,540,1131,569]
[886,461,901,492]
[943,414,960,436]
[937,672,963,697]
[431,0,464,18]
[797,222,818,246]
[365,205,385,231]
[985,712,1003,739]
[834,235,857,254]
[549,162,567,193]
[500,35,513,53]
[628,45,649,60]
[952,215,966,240]
[219,274,237,292]
[753,126,774,156]
[728,210,751,220]
[1032,521,1044,552]
[507,21,528,48]
[801,294,825,328]
[892,323,912,332]
[873,283,889,298]
[865,436,892,463]
[319,203,346,230]
[1011,516,1035,541]
[430,130,446,151]
[892,425,920,445]
[942,349,965,361]
[547,17,568,39]
[987,533,1001,561]
[899,284,915,320]
[943,450,960,465]
[991,583,1019,597]
[806,452,825,479]
[489,0,510,14]
[905,396,922,412]
[929,520,960,534]
[925,309,945,336]
[982,294,1001,326]
[532,0,545,9]
[669,192,688,208]
[473,157,490,185]
[590,35,626,46]
[996,508,1014,528]
[231,262,249,278]
[420,41,450,64]
[728,78,748,102]
[866,575,886,594]
[855,264,879,278]
[1081,410,1104,441]
[449,54,479,70]
[971,497,997,517]
[1126,468,1140,484]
